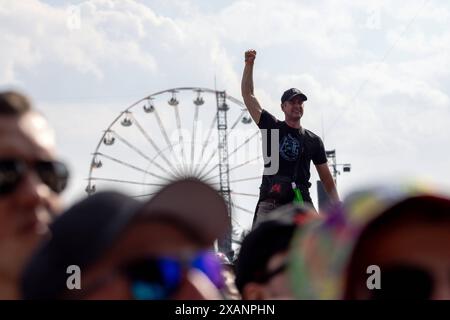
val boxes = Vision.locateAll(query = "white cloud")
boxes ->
[215,0,359,58]
[1,0,450,209]
[0,0,162,82]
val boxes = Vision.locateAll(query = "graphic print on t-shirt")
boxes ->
[279,133,300,161]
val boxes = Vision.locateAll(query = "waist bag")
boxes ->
[264,128,306,204]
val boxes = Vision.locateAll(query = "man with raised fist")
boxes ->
[241,49,339,228]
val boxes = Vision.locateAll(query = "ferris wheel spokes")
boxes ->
[131,192,159,198]
[192,114,217,177]
[203,155,263,183]
[198,130,260,181]
[195,110,255,179]
[94,151,172,182]
[230,192,259,198]
[228,176,262,184]
[172,100,188,174]
[190,104,200,174]
[231,202,254,215]
[152,105,185,175]
[129,113,182,178]
[88,177,168,187]
[227,130,259,158]
[110,130,178,180]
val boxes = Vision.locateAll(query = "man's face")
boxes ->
[0,112,62,278]
[282,96,304,121]
[74,221,223,300]
[346,218,450,300]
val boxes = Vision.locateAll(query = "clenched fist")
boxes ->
[245,49,256,64]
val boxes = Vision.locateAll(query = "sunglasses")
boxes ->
[370,265,438,300]
[0,159,69,195]
[104,251,224,300]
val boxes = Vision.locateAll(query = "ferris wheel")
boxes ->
[86,87,264,259]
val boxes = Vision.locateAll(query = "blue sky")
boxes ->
[1,0,449,232]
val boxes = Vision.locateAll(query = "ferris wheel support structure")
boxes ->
[215,91,233,259]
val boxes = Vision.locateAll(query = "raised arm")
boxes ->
[241,49,262,124]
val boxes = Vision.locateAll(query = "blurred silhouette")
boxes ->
[289,184,450,300]
[0,90,68,299]
[22,178,229,300]
[235,203,319,299]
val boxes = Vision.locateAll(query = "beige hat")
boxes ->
[142,178,230,246]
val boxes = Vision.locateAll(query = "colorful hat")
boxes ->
[288,182,437,299]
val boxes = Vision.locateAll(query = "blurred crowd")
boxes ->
[0,90,449,300]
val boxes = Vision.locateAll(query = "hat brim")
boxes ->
[141,178,230,246]
[288,93,307,102]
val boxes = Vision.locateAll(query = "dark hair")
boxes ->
[344,194,450,299]
[355,195,450,241]
[234,222,296,293]
[0,91,32,115]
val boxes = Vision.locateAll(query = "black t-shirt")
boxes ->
[257,109,327,202]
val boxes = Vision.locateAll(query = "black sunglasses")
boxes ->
[0,159,69,195]
[371,265,436,300]
[73,251,223,300]
[123,252,224,300]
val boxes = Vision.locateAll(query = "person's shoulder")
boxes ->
[303,128,322,140]
[303,129,325,148]
[261,109,278,120]
[259,109,280,127]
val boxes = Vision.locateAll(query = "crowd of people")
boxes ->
[0,87,449,300]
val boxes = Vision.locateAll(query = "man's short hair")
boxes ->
[234,220,295,293]
[0,91,32,115]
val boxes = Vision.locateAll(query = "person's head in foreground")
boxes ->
[235,203,319,300]
[0,91,69,299]
[21,178,229,300]
[289,183,450,300]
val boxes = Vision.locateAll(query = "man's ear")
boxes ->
[281,103,285,110]
[242,282,265,300]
